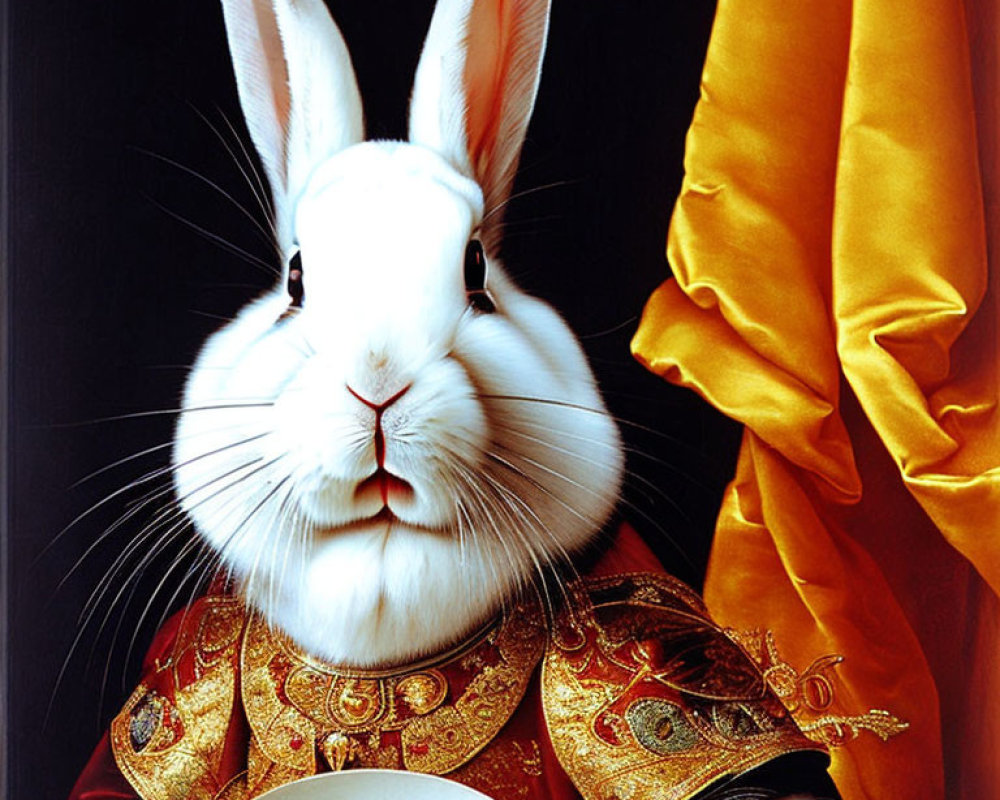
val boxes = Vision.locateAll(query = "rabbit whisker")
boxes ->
[451,474,510,619]
[77,452,276,628]
[189,309,240,324]
[71,422,268,489]
[481,179,578,224]
[212,107,275,219]
[46,503,188,728]
[466,466,557,625]
[480,392,710,455]
[43,431,272,585]
[493,413,718,493]
[189,103,278,245]
[491,213,564,231]
[489,422,688,515]
[459,467,530,616]
[486,457,582,607]
[43,401,275,429]
[479,466,582,601]
[144,194,279,278]
[126,458,293,674]
[269,483,302,623]
[132,145,276,248]
[578,315,640,340]
[73,484,186,624]
[99,521,203,706]
[240,472,297,623]
[491,442,695,569]
[484,446,601,531]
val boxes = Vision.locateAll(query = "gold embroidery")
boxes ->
[513,740,544,777]
[802,709,910,745]
[732,629,910,748]
[542,573,827,800]
[111,596,246,800]
[241,594,546,778]
[397,670,448,715]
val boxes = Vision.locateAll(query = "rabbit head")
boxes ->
[173,0,624,666]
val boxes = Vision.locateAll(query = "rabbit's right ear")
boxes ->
[409,0,551,252]
[220,0,364,256]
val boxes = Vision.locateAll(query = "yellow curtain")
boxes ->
[632,1,999,797]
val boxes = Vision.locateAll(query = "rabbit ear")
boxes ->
[408,0,551,245]
[220,0,364,255]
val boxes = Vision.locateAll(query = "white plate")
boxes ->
[257,770,493,799]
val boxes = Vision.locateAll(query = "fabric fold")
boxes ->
[632,0,999,796]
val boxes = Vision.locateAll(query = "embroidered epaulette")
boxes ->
[111,594,246,800]
[541,572,828,800]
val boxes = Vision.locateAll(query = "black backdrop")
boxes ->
[6,2,735,797]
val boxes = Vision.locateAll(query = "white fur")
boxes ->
[175,0,623,666]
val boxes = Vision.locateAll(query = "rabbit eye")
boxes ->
[287,250,305,309]
[464,239,496,313]
[277,251,304,323]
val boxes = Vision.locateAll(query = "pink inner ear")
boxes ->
[264,34,291,140]
[464,0,513,173]
[260,9,291,181]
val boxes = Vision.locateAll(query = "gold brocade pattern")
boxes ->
[240,594,546,777]
[111,597,245,800]
[542,573,827,800]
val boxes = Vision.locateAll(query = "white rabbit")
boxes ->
[173,0,624,668]
[70,6,842,798]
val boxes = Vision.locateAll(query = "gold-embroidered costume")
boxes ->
[93,568,827,800]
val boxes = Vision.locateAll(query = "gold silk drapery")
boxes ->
[632,1,999,798]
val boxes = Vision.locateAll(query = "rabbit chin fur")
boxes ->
[173,143,624,667]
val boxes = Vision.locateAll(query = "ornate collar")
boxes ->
[241,594,547,776]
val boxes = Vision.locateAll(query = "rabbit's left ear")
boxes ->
[220,0,364,256]
[408,0,551,248]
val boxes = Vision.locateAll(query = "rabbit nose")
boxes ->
[345,382,411,412]
[346,382,412,471]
